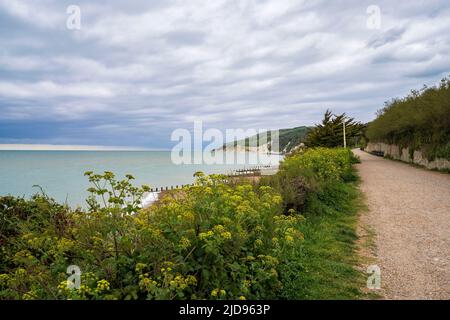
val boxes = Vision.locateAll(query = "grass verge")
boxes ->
[279,173,366,299]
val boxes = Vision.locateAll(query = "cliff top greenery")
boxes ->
[366,77,450,160]
[219,126,311,153]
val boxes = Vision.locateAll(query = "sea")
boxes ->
[0,151,282,208]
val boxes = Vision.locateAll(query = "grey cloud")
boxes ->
[165,31,206,46]
[0,0,450,147]
[367,27,406,48]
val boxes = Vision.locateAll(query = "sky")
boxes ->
[0,0,449,149]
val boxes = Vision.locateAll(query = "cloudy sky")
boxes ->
[1,0,449,149]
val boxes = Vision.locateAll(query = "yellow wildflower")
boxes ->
[285,235,294,243]
[211,289,219,297]
[135,263,146,272]
[221,231,232,240]
[179,236,191,249]
[96,279,110,292]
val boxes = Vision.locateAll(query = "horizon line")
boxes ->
[0,144,169,151]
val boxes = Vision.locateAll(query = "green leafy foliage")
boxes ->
[0,172,303,300]
[261,147,358,214]
[84,171,150,214]
[366,77,450,160]
[0,149,362,300]
[279,180,363,299]
[306,110,365,148]
[260,148,363,299]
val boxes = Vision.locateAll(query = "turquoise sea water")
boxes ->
[0,151,281,208]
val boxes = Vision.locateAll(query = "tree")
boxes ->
[306,110,364,148]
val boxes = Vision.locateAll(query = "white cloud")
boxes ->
[0,0,63,28]
[0,81,117,98]
[0,54,46,71]
[0,0,450,147]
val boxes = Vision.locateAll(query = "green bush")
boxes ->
[260,147,363,299]
[366,77,450,160]
[262,148,357,214]
[0,148,361,300]
[0,172,304,300]
[283,148,355,182]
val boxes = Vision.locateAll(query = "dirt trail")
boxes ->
[353,149,450,300]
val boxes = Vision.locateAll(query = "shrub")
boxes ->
[366,77,450,160]
[283,148,354,182]
[0,148,360,300]
[262,148,356,214]
[259,147,363,299]
[0,172,304,300]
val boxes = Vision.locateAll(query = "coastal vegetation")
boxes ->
[366,77,450,160]
[0,148,363,300]
[306,110,365,148]
[261,147,364,299]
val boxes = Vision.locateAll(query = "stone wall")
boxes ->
[366,142,450,171]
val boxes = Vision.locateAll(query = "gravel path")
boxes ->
[353,149,450,300]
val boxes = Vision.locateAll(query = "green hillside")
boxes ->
[218,126,311,154]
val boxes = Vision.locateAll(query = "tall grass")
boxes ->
[260,148,364,299]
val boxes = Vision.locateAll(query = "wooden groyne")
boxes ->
[147,165,278,192]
